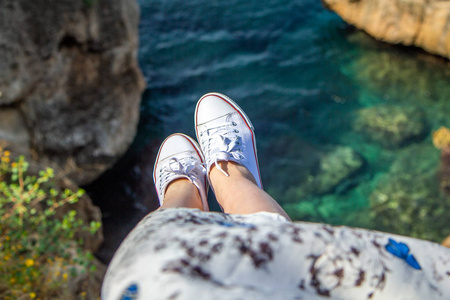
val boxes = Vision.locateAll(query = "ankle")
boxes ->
[164,178,202,206]
[210,161,258,187]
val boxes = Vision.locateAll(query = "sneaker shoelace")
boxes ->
[199,121,244,176]
[159,156,206,193]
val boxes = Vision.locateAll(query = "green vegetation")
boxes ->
[0,147,101,299]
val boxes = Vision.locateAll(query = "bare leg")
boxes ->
[210,161,291,220]
[160,179,203,210]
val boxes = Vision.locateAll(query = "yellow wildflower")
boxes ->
[25,258,34,267]
[5,236,10,241]
[3,151,10,156]
[63,273,68,280]
[11,162,17,168]
[29,292,36,299]
[1,157,9,162]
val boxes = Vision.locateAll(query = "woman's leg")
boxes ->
[195,92,290,220]
[210,161,290,220]
[159,178,203,210]
[153,133,209,211]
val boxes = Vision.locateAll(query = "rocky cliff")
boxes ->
[321,0,450,60]
[0,0,145,185]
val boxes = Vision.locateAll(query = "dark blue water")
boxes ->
[135,0,450,243]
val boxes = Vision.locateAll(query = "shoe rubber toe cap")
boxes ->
[158,135,195,162]
[196,94,237,125]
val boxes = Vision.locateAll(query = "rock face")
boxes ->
[0,0,145,185]
[322,0,450,60]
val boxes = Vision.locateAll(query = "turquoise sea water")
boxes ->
[135,0,450,242]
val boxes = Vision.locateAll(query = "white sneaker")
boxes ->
[195,92,263,189]
[153,133,209,210]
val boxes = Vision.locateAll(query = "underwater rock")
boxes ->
[369,144,449,243]
[313,146,365,194]
[341,41,450,123]
[0,0,145,185]
[344,47,450,105]
[354,105,426,148]
[283,146,364,202]
[322,0,450,60]
[262,134,323,195]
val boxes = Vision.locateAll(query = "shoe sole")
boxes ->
[153,133,209,208]
[195,92,263,188]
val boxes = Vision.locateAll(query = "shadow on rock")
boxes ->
[85,140,161,264]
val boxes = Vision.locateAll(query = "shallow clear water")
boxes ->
[136,0,450,242]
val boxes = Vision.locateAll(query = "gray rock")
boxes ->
[0,0,145,185]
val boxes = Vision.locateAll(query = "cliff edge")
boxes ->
[321,0,450,60]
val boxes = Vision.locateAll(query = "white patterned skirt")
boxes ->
[102,208,450,300]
